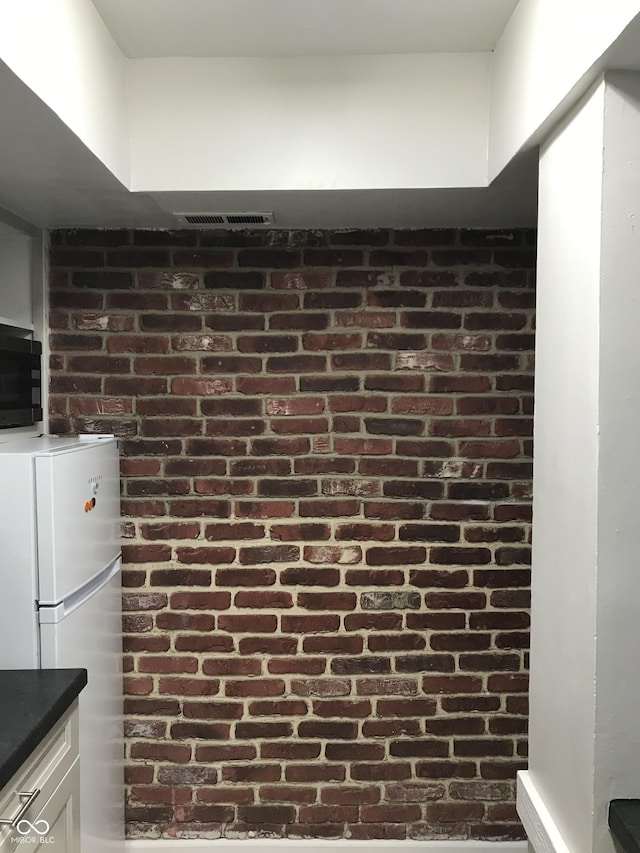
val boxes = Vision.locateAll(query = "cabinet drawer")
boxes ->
[0,702,78,849]
[0,758,80,853]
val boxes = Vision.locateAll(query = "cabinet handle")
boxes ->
[0,789,41,827]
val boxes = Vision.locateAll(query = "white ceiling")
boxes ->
[0,0,540,231]
[92,0,519,58]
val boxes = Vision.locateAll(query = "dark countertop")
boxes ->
[0,669,87,790]
[610,800,640,853]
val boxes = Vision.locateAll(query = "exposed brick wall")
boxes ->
[48,227,535,843]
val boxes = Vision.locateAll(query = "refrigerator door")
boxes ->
[35,438,121,605]
[39,558,124,853]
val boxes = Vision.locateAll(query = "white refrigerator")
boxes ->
[0,435,124,853]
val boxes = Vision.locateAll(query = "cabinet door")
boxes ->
[0,705,80,853]
[0,759,80,853]
[34,758,80,853]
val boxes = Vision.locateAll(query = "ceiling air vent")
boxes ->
[176,212,274,227]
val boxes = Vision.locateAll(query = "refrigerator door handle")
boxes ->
[38,556,121,625]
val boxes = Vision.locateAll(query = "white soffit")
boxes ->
[91,0,519,58]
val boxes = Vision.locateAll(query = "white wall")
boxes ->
[0,0,129,185]
[128,54,489,192]
[528,81,604,853]
[528,71,640,853]
[489,0,640,180]
[593,71,640,853]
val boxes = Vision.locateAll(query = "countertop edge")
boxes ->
[0,669,87,791]
[610,800,640,853]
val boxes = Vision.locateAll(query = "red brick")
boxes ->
[332,352,392,371]
[237,334,298,353]
[453,739,514,757]
[487,674,529,693]
[225,680,286,697]
[195,743,255,764]
[312,699,370,717]
[124,697,180,715]
[231,459,290,476]
[203,522,263,540]
[260,743,320,761]
[296,457,356,475]
[170,499,231,518]
[156,612,214,631]
[236,721,293,738]
[368,634,426,652]
[361,804,422,823]
[218,614,277,633]
[427,802,484,822]
[249,700,308,717]
[335,310,395,328]
[174,635,233,653]
[479,760,528,780]
[158,678,220,696]
[51,227,534,841]
[196,787,254,804]
[222,765,281,783]
[238,636,297,655]
[169,249,233,267]
[281,615,340,633]
[175,546,235,564]
[236,500,296,519]
[366,546,426,565]
[234,590,293,609]
[169,591,230,610]
[299,805,359,824]
[140,522,200,539]
[299,499,360,517]
[297,592,357,611]
[202,658,261,676]
[268,658,327,675]
[259,785,316,804]
[286,765,346,783]
[345,569,404,586]
[122,544,170,563]
[266,353,327,373]
[378,699,437,717]
[216,568,276,586]
[271,523,331,541]
[236,376,296,395]
[125,767,155,785]
[422,675,484,694]
[303,636,363,655]
[321,786,380,805]
[140,417,202,437]
[271,271,332,289]
[129,786,192,805]
[149,565,212,588]
[239,544,299,563]
[250,437,310,455]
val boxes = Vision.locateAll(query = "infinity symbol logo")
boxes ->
[15,819,49,835]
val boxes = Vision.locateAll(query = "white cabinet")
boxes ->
[0,227,33,331]
[0,702,80,853]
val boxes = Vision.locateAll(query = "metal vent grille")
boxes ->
[176,212,274,227]
[183,214,225,225]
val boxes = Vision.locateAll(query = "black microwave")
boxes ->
[0,336,42,429]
